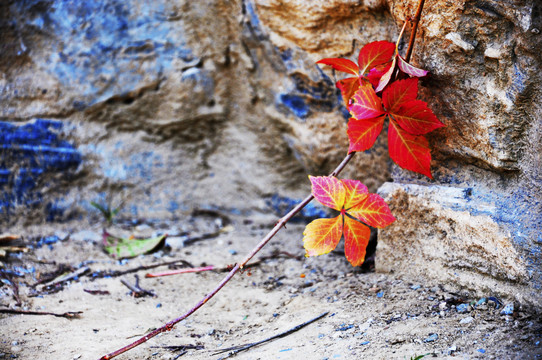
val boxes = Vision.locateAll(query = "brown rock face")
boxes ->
[0,0,540,306]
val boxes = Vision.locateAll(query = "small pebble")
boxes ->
[456,303,470,313]
[360,341,370,345]
[460,316,474,324]
[228,249,237,255]
[448,345,457,355]
[424,333,439,342]
[478,348,486,354]
[500,303,514,316]
[476,298,487,306]
[376,291,384,298]
[410,285,421,290]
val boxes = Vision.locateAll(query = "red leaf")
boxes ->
[388,120,433,178]
[397,55,429,77]
[348,193,396,229]
[317,58,359,75]
[367,63,391,88]
[375,55,397,93]
[348,83,385,120]
[336,77,361,106]
[382,78,419,113]
[391,100,445,135]
[358,41,396,75]
[303,216,343,257]
[341,179,369,210]
[343,216,370,266]
[347,116,385,153]
[309,176,345,211]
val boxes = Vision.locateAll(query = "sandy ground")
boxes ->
[1,212,541,360]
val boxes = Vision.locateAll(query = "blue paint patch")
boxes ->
[0,119,82,216]
[279,94,310,118]
[11,1,198,106]
[267,194,329,223]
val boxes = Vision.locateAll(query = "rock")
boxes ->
[460,316,474,324]
[456,304,470,314]
[424,333,439,343]
[71,230,102,243]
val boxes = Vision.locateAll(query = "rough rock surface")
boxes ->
[0,0,540,307]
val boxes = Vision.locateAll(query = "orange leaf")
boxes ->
[358,41,396,75]
[388,120,432,178]
[317,58,359,75]
[348,193,396,229]
[347,116,385,153]
[343,216,371,266]
[309,176,345,211]
[303,216,343,257]
[349,83,385,120]
[391,100,445,135]
[382,78,419,113]
[341,179,369,210]
[336,77,361,106]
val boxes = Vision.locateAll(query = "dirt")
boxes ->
[1,213,541,360]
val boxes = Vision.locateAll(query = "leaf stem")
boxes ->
[98,152,357,360]
[405,0,426,63]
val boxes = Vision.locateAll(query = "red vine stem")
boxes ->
[405,0,426,62]
[98,152,356,360]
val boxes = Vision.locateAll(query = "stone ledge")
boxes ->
[376,182,540,309]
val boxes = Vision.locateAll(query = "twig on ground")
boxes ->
[152,344,204,359]
[91,259,194,279]
[84,289,111,296]
[121,275,156,297]
[40,266,90,289]
[0,308,82,319]
[146,251,303,278]
[213,311,329,359]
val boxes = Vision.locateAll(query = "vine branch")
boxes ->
[98,152,356,360]
[405,0,426,62]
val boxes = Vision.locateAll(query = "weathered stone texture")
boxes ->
[0,0,540,307]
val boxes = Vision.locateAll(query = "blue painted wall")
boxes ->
[0,119,82,217]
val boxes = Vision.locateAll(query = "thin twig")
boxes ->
[213,311,329,359]
[0,308,82,319]
[405,0,426,62]
[121,275,156,297]
[98,152,356,360]
[91,259,194,279]
[145,265,215,278]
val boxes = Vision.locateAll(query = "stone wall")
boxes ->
[1,1,540,306]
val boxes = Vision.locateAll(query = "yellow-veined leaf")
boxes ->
[341,179,369,210]
[303,216,343,257]
[348,193,396,229]
[309,175,345,211]
[343,216,371,266]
